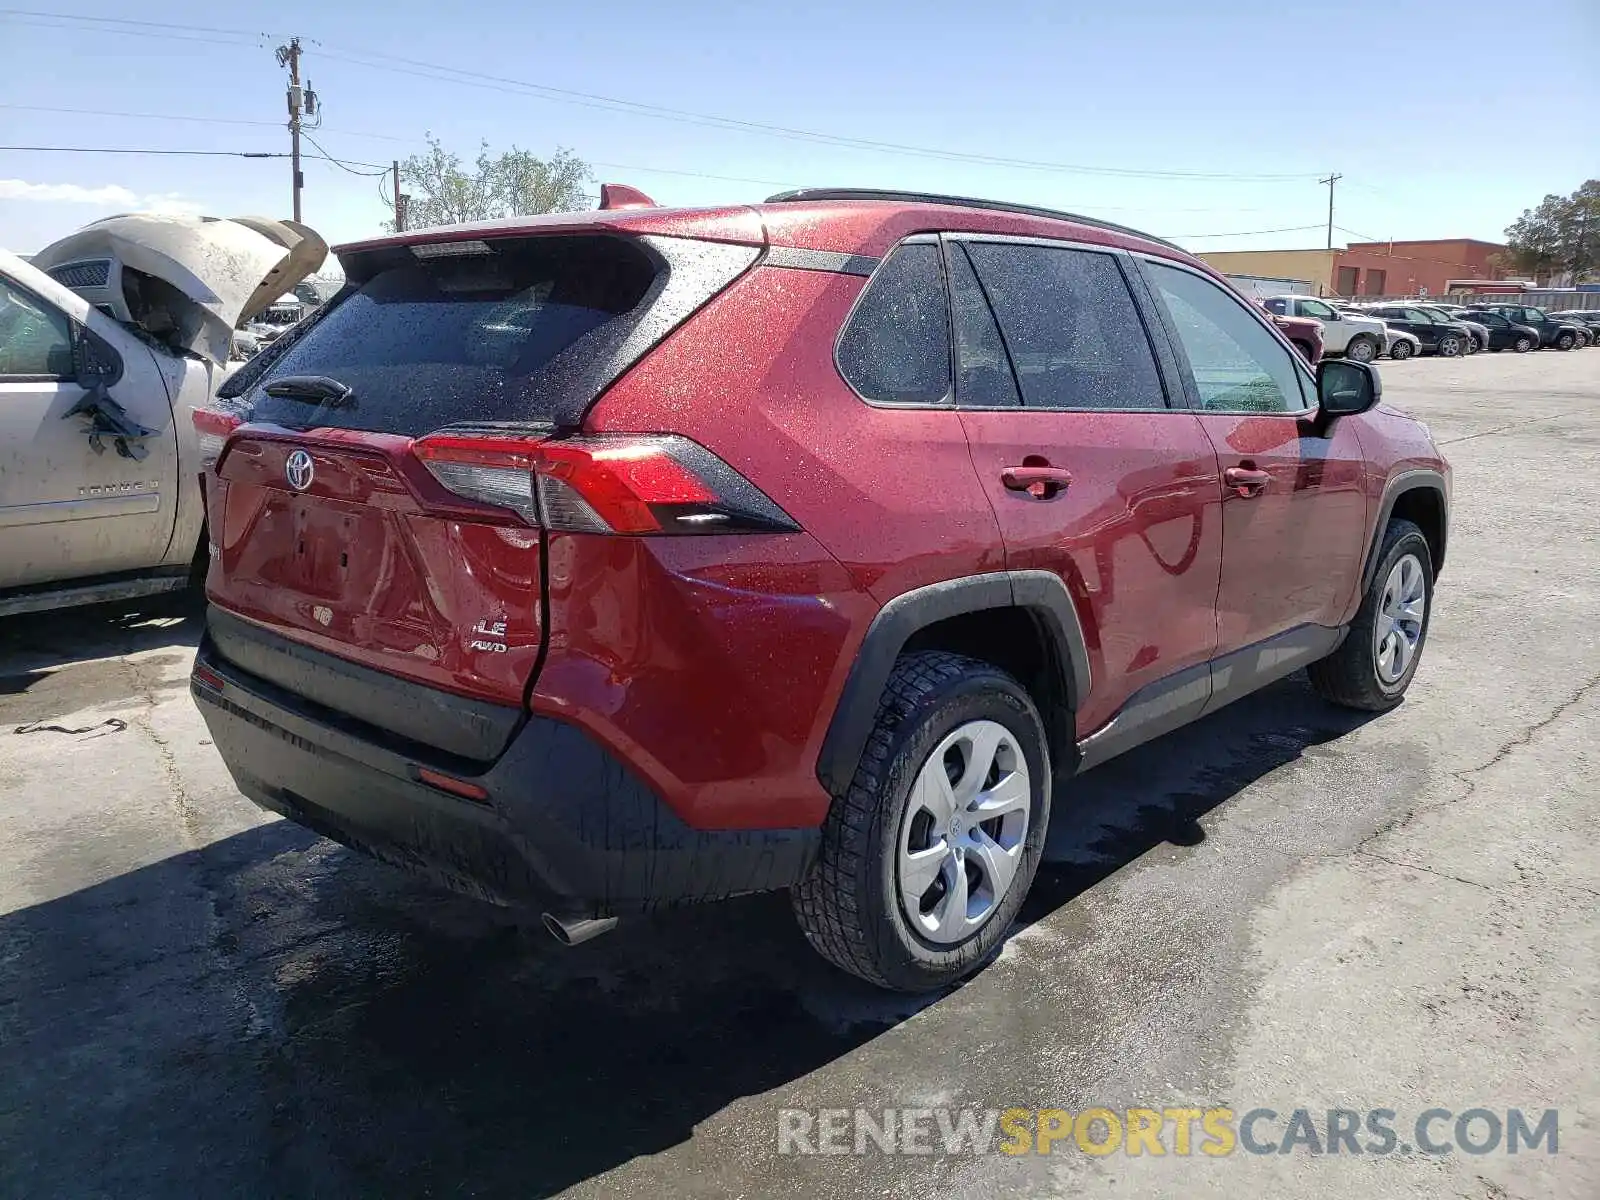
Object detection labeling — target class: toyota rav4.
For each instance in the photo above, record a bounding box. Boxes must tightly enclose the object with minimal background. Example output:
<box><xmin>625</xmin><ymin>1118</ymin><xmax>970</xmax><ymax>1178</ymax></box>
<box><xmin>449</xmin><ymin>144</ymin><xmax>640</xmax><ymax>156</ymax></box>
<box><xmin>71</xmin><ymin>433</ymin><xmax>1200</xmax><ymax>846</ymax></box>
<box><xmin>191</xmin><ymin>186</ymin><xmax>1450</xmax><ymax>992</ymax></box>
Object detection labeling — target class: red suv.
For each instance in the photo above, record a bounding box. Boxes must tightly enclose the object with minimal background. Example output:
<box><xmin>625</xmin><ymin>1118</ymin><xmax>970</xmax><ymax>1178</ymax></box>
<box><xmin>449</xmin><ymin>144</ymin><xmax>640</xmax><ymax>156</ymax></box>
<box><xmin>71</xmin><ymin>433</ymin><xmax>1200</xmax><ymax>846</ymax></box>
<box><xmin>192</xmin><ymin>188</ymin><xmax>1449</xmax><ymax>992</ymax></box>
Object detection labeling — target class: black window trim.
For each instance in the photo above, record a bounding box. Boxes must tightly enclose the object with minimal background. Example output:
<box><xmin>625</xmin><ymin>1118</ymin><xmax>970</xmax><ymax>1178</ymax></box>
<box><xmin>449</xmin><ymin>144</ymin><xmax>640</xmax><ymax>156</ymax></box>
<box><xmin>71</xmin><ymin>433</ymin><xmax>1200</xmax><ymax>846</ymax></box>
<box><xmin>1131</xmin><ymin>253</ymin><xmax>1317</xmax><ymax>417</ymax></box>
<box><xmin>831</xmin><ymin>233</ymin><xmax>955</xmax><ymax>410</ymax></box>
<box><xmin>0</xmin><ymin>275</ymin><xmax>77</xmax><ymax>384</ymax></box>
<box><xmin>941</xmin><ymin>232</ymin><xmax>1179</xmax><ymax>414</ymax></box>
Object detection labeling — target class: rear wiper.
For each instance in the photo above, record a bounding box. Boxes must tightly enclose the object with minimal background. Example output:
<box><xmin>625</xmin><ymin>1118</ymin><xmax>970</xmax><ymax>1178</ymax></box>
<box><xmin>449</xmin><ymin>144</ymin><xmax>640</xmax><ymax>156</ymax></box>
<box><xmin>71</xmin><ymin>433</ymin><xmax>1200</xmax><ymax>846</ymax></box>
<box><xmin>263</xmin><ymin>375</ymin><xmax>355</xmax><ymax>408</ymax></box>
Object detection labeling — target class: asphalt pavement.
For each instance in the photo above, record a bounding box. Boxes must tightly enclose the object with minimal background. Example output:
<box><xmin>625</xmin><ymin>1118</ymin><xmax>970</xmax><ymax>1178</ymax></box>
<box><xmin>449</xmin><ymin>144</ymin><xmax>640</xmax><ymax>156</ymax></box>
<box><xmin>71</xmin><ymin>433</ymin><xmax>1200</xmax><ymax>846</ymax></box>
<box><xmin>1</xmin><ymin>348</ymin><xmax>1596</xmax><ymax>1199</ymax></box>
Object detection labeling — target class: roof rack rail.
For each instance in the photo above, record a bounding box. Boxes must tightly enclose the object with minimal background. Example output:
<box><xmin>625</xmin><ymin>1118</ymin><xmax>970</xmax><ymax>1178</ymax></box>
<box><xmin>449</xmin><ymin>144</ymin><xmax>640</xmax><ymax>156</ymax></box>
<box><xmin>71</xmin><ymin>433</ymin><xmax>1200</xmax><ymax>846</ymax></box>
<box><xmin>763</xmin><ymin>188</ymin><xmax>1182</xmax><ymax>253</ymax></box>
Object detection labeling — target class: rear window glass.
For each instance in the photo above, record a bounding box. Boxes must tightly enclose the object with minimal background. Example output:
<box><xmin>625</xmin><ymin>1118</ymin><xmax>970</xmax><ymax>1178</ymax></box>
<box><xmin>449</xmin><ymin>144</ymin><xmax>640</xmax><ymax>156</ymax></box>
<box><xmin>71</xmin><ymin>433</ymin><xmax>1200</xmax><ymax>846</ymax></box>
<box><xmin>247</xmin><ymin>235</ymin><xmax>657</xmax><ymax>435</ymax></box>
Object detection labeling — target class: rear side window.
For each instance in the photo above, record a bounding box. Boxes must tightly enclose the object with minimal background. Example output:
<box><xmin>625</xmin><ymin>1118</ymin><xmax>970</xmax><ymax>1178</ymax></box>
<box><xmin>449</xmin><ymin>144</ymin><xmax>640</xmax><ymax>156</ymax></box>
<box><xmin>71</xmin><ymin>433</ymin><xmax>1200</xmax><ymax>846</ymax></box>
<box><xmin>247</xmin><ymin>235</ymin><xmax>658</xmax><ymax>435</ymax></box>
<box><xmin>964</xmin><ymin>242</ymin><xmax>1166</xmax><ymax>411</ymax></box>
<box><xmin>948</xmin><ymin>243</ymin><xmax>1019</xmax><ymax>408</ymax></box>
<box><xmin>836</xmin><ymin>242</ymin><xmax>951</xmax><ymax>405</ymax></box>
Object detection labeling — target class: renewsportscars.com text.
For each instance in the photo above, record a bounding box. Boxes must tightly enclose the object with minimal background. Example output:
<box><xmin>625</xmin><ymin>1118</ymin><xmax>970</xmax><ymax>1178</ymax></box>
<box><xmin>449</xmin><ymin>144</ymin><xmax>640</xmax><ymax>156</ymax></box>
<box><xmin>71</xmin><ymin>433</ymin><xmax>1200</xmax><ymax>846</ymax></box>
<box><xmin>777</xmin><ymin>1106</ymin><xmax>1559</xmax><ymax>1158</ymax></box>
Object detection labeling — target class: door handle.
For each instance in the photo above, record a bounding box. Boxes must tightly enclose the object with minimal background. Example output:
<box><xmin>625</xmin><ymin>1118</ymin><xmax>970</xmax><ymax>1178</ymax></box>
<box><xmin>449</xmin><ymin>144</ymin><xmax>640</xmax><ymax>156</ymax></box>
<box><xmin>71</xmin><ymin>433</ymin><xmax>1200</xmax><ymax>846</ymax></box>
<box><xmin>1001</xmin><ymin>465</ymin><xmax>1073</xmax><ymax>498</ymax></box>
<box><xmin>1223</xmin><ymin>466</ymin><xmax>1270</xmax><ymax>497</ymax></box>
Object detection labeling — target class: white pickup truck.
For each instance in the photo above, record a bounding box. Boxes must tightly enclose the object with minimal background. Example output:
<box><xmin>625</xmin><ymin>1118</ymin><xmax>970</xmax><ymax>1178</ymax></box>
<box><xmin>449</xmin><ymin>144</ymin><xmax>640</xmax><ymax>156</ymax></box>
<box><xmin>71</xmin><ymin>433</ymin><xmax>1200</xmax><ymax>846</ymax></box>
<box><xmin>0</xmin><ymin>215</ymin><xmax>325</xmax><ymax>616</ymax></box>
<box><xmin>1262</xmin><ymin>294</ymin><xmax>1388</xmax><ymax>363</ymax></box>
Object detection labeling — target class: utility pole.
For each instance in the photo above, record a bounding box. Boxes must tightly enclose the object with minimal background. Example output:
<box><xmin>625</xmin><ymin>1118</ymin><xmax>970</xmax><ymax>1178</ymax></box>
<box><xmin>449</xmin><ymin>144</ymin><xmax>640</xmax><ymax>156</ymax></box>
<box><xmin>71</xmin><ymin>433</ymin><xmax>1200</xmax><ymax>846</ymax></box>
<box><xmin>1320</xmin><ymin>172</ymin><xmax>1342</xmax><ymax>251</ymax></box>
<box><xmin>276</xmin><ymin>38</ymin><xmax>308</xmax><ymax>222</ymax></box>
<box><xmin>392</xmin><ymin>160</ymin><xmax>407</xmax><ymax>232</ymax></box>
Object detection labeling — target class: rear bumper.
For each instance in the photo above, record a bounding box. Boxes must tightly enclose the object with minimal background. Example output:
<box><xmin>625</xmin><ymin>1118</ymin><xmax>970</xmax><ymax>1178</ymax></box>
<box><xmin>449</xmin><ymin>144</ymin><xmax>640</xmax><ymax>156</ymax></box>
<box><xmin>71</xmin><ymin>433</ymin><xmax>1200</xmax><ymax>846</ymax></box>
<box><xmin>191</xmin><ymin>633</ymin><xmax>819</xmax><ymax>915</ymax></box>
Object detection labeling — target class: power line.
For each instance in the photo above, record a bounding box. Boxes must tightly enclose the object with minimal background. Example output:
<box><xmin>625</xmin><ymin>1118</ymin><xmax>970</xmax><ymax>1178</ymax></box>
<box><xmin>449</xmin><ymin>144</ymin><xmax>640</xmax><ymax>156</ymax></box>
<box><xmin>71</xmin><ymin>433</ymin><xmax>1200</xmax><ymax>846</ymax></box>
<box><xmin>301</xmin><ymin>132</ymin><xmax>389</xmax><ymax>176</ymax></box>
<box><xmin>4</xmin><ymin>8</ymin><xmax>1324</xmax><ymax>184</ymax></box>
<box><xmin>0</xmin><ymin>144</ymin><xmax>285</xmax><ymax>158</ymax></box>
<box><xmin>1164</xmin><ymin>224</ymin><xmax>1325</xmax><ymax>239</ymax></box>
<box><xmin>0</xmin><ymin>143</ymin><xmax>393</xmax><ymax>173</ymax></box>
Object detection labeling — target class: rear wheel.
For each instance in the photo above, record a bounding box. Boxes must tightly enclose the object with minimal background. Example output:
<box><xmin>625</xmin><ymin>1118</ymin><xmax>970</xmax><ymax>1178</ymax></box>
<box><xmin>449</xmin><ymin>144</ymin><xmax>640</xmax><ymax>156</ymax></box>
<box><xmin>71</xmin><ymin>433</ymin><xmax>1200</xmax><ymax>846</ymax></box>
<box><xmin>1436</xmin><ymin>334</ymin><xmax>1464</xmax><ymax>358</ymax></box>
<box><xmin>1345</xmin><ymin>335</ymin><xmax>1378</xmax><ymax>363</ymax></box>
<box><xmin>1389</xmin><ymin>339</ymin><xmax>1415</xmax><ymax>361</ymax></box>
<box><xmin>792</xmin><ymin>651</ymin><xmax>1050</xmax><ymax>992</ymax></box>
<box><xmin>1309</xmin><ymin>519</ymin><xmax>1433</xmax><ymax>711</ymax></box>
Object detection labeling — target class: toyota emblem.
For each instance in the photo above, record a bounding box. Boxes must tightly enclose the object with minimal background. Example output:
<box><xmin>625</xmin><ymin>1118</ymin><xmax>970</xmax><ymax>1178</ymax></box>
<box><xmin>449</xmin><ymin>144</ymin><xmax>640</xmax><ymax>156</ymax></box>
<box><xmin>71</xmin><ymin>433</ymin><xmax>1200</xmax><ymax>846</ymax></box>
<box><xmin>285</xmin><ymin>449</ymin><xmax>314</xmax><ymax>491</ymax></box>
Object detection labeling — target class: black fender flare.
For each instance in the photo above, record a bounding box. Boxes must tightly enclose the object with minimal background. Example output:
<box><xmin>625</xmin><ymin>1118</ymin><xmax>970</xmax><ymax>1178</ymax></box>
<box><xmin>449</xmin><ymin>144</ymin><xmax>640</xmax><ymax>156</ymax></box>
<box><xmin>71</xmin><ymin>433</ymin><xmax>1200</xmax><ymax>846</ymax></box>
<box><xmin>814</xmin><ymin>571</ymin><xmax>1092</xmax><ymax>797</ymax></box>
<box><xmin>1361</xmin><ymin>469</ymin><xmax>1449</xmax><ymax>592</ymax></box>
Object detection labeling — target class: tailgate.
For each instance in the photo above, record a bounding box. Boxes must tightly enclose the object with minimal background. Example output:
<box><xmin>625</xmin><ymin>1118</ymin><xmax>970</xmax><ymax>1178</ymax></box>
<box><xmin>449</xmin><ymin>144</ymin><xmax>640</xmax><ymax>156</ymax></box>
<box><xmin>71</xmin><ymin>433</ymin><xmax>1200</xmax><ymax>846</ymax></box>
<box><xmin>207</xmin><ymin>428</ymin><xmax>545</xmax><ymax>750</ymax></box>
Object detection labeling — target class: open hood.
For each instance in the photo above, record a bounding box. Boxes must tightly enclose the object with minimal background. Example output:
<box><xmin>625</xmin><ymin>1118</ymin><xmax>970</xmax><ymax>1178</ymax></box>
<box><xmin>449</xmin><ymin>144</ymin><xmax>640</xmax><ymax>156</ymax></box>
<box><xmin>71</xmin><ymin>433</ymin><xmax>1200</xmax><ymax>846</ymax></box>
<box><xmin>29</xmin><ymin>214</ymin><xmax>326</xmax><ymax>365</ymax></box>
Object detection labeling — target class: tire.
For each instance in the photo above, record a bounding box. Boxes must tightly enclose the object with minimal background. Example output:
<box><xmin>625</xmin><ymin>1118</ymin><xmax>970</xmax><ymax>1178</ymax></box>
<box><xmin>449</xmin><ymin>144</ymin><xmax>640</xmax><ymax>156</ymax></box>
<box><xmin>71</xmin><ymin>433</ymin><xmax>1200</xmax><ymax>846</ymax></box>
<box><xmin>1389</xmin><ymin>339</ymin><xmax>1415</xmax><ymax>361</ymax></box>
<box><xmin>1464</xmin><ymin>333</ymin><xmax>1480</xmax><ymax>354</ymax></box>
<box><xmin>1308</xmin><ymin>519</ymin><xmax>1434</xmax><ymax>712</ymax></box>
<box><xmin>792</xmin><ymin>651</ymin><xmax>1051</xmax><ymax>992</ymax></box>
<box><xmin>1555</xmin><ymin>332</ymin><xmax>1575</xmax><ymax>351</ymax></box>
<box><xmin>1345</xmin><ymin>335</ymin><xmax>1378</xmax><ymax>363</ymax></box>
<box><xmin>1514</xmin><ymin>335</ymin><xmax>1535</xmax><ymax>353</ymax></box>
<box><xmin>1436</xmin><ymin>334</ymin><xmax>1464</xmax><ymax>358</ymax></box>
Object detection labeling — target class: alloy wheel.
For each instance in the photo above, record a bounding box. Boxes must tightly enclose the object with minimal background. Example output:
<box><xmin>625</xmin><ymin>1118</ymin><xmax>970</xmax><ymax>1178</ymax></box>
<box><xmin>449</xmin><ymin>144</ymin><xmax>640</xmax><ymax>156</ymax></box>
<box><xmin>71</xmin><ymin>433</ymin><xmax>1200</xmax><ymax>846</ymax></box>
<box><xmin>898</xmin><ymin>719</ymin><xmax>1030</xmax><ymax>944</ymax></box>
<box><xmin>1438</xmin><ymin>336</ymin><xmax>1462</xmax><ymax>358</ymax></box>
<box><xmin>1347</xmin><ymin>338</ymin><xmax>1376</xmax><ymax>363</ymax></box>
<box><xmin>1374</xmin><ymin>554</ymin><xmax>1427</xmax><ymax>685</ymax></box>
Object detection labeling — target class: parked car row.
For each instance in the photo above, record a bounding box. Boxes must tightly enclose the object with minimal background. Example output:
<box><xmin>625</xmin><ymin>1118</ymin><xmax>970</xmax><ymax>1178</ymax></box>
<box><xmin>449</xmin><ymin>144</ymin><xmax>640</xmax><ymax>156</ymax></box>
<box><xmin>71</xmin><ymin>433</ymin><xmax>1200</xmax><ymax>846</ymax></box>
<box><xmin>1261</xmin><ymin>293</ymin><xmax>1596</xmax><ymax>362</ymax></box>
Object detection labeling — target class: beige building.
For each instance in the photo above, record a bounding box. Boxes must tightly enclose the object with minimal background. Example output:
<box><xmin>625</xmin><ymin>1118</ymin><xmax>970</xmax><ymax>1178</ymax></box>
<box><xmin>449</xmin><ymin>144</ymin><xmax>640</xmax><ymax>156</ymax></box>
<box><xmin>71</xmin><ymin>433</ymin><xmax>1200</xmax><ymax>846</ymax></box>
<box><xmin>1197</xmin><ymin>248</ymin><xmax>1339</xmax><ymax>294</ymax></box>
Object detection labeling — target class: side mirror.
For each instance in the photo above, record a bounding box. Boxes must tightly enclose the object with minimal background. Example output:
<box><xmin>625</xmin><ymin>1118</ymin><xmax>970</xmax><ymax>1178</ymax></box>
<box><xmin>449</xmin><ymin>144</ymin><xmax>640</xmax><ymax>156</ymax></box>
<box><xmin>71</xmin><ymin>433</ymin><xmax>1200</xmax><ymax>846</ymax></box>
<box><xmin>1313</xmin><ymin>359</ymin><xmax>1381</xmax><ymax>431</ymax></box>
<box><xmin>71</xmin><ymin>324</ymin><xmax>124</xmax><ymax>387</ymax></box>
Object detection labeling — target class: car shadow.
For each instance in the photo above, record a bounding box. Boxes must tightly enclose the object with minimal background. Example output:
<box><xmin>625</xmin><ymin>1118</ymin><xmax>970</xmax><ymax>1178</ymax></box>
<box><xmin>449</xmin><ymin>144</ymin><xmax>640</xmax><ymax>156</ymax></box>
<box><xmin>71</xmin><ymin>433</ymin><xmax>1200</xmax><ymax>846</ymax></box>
<box><xmin>0</xmin><ymin>673</ymin><xmax>1375</xmax><ymax>1198</ymax></box>
<box><xmin>0</xmin><ymin>590</ymin><xmax>204</xmax><ymax>722</ymax></box>
<box><xmin>1024</xmin><ymin>671</ymin><xmax>1378</xmax><ymax>917</ymax></box>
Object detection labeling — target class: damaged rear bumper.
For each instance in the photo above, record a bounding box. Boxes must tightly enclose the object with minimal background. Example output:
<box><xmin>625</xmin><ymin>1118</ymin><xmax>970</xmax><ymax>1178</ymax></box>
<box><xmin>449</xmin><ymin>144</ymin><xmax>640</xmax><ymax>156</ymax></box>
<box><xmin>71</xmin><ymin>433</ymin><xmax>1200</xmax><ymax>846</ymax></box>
<box><xmin>191</xmin><ymin>629</ymin><xmax>818</xmax><ymax>916</ymax></box>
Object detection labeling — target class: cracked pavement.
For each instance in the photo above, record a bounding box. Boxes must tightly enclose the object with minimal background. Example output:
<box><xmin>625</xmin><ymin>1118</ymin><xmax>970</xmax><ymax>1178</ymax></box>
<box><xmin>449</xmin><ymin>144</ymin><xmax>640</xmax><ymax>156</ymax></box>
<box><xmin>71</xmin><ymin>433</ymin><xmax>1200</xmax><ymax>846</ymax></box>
<box><xmin>1</xmin><ymin>350</ymin><xmax>1596</xmax><ymax>1199</ymax></box>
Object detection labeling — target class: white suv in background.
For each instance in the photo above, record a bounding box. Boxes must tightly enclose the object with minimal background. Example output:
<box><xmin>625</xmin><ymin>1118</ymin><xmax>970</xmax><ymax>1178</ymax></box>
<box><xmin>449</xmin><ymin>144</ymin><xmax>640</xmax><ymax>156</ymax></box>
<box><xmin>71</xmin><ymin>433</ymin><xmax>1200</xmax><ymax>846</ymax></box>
<box><xmin>1263</xmin><ymin>295</ymin><xmax>1388</xmax><ymax>363</ymax></box>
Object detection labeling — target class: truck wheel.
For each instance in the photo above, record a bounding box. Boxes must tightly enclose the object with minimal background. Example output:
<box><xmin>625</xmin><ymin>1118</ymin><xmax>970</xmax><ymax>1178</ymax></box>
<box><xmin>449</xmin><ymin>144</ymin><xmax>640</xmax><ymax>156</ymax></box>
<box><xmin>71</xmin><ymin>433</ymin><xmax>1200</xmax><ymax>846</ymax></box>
<box><xmin>1555</xmin><ymin>332</ymin><xmax>1576</xmax><ymax>351</ymax></box>
<box><xmin>792</xmin><ymin>651</ymin><xmax>1050</xmax><ymax>992</ymax></box>
<box><xmin>1308</xmin><ymin>519</ymin><xmax>1433</xmax><ymax>712</ymax></box>
<box><xmin>1345</xmin><ymin>336</ymin><xmax>1378</xmax><ymax>363</ymax></box>
<box><xmin>1389</xmin><ymin>339</ymin><xmax>1415</xmax><ymax>361</ymax></box>
<box><xmin>1514</xmin><ymin>334</ymin><xmax>1535</xmax><ymax>353</ymax></box>
<box><xmin>1436</xmin><ymin>334</ymin><xmax>1464</xmax><ymax>358</ymax></box>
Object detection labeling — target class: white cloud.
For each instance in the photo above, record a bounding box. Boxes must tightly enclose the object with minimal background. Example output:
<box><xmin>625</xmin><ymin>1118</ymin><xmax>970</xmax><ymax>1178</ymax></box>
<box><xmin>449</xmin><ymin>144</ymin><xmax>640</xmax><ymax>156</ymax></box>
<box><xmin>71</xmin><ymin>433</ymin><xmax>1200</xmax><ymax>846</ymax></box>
<box><xmin>0</xmin><ymin>178</ymin><xmax>205</xmax><ymax>216</ymax></box>
<box><xmin>0</xmin><ymin>179</ymin><xmax>140</xmax><ymax>206</ymax></box>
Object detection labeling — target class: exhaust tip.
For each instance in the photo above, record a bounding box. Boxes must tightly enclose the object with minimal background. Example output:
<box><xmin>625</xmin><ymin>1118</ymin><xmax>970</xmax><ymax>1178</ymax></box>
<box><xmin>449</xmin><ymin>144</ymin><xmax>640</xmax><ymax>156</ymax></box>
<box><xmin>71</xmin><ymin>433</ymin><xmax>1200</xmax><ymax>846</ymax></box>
<box><xmin>541</xmin><ymin>913</ymin><xmax>618</xmax><ymax>947</ymax></box>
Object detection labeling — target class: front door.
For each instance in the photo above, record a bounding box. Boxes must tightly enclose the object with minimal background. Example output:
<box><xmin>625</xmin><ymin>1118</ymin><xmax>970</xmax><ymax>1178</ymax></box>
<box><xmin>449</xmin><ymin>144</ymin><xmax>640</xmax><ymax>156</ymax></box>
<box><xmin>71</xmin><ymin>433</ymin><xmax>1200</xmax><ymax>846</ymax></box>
<box><xmin>1137</xmin><ymin>260</ymin><xmax>1369</xmax><ymax>656</ymax></box>
<box><xmin>0</xmin><ymin>276</ymin><xmax>178</xmax><ymax>589</ymax></box>
<box><xmin>948</xmin><ymin>237</ymin><xmax>1223</xmax><ymax>738</ymax></box>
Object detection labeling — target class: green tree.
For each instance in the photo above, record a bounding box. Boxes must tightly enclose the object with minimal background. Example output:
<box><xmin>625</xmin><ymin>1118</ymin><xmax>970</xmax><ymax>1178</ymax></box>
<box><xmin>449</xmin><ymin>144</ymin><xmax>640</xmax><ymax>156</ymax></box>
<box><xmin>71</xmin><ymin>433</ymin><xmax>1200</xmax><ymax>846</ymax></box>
<box><xmin>385</xmin><ymin>134</ymin><xmax>592</xmax><ymax>230</ymax></box>
<box><xmin>1503</xmin><ymin>180</ymin><xmax>1600</xmax><ymax>282</ymax></box>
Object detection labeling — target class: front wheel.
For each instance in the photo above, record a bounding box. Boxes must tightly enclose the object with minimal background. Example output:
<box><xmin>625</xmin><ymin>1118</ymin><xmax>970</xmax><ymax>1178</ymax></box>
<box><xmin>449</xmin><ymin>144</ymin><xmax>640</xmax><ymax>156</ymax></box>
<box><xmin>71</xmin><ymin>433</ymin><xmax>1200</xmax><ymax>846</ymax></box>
<box><xmin>1436</xmin><ymin>334</ymin><xmax>1464</xmax><ymax>358</ymax></box>
<box><xmin>792</xmin><ymin>651</ymin><xmax>1051</xmax><ymax>992</ymax></box>
<box><xmin>1514</xmin><ymin>334</ymin><xmax>1535</xmax><ymax>353</ymax></box>
<box><xmin>1308</xmin><ymin>519</ymin><xmax>1433</xmax><ymax>711</ymax></box>
<box><xmin>1389</xmin><ymin>339</ymin><xmax>1415</xmax><ymax>361</ymax></box>
<box><xmin>1345</xmin><ymin>336</ymin><xmax>1378</xmax><ymax>363</ymax></box>
<box><xmin>1555</xmin><ymin>332</ymin><xmax>1576</xmax><ymax>351</ymax></box>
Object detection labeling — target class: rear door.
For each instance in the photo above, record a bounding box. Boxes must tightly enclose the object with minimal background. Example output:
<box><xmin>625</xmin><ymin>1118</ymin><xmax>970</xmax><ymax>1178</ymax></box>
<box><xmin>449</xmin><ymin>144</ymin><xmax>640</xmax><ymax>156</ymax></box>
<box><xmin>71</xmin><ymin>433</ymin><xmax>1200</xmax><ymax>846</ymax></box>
<box><xmin>206</xmin><ymin>231</ymin><xmax>754</xmax><ymax>720</ymax></box>
<box><xmin>1138</xmin><ymin>259</ymin><xmax>1368</xmax><ymax>654</ymax></box>
<box><xmin>951</xmin><ymin>236</ymin><xmax>1223</xmax><ymax>738</ymax></box>
<box><xmin>0</xmin><ymin>272</ymin><xmax>177</xmax><ymax>589</ymax></box>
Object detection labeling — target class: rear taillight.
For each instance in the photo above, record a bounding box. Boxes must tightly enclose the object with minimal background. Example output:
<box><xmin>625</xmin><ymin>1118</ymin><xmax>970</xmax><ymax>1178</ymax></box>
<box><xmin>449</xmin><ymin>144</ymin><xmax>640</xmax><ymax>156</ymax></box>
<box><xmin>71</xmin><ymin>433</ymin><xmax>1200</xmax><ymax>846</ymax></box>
<box><xmin>192</xmin><ymin>407</ymin><xmax>242</xmax><ymax>469</ymax></box>
<box><xmin>412</xmin><ymin>432</ymin><xmax>797</xmax><ymax>535</ymax></box>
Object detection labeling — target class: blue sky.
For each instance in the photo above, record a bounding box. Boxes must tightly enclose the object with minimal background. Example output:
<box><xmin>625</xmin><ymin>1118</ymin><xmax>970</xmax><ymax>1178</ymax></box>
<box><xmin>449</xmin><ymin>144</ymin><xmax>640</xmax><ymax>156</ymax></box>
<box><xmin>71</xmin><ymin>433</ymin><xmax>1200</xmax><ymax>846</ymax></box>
<box><xmin>2</xmin><ymin>1</ymin><xmax>1596</xmax><ymax>256</ymax></box>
